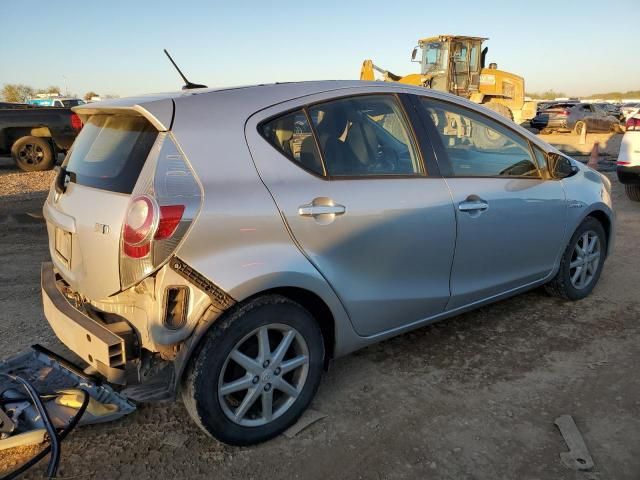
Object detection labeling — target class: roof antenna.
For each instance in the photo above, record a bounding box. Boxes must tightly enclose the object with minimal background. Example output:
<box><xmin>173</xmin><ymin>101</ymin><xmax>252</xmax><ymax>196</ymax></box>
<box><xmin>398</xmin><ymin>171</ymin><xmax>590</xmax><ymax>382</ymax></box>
<box><xmin>163</xmin><ymin>49</ymin><xmax>208</xmax><ymax>90</ymax></box>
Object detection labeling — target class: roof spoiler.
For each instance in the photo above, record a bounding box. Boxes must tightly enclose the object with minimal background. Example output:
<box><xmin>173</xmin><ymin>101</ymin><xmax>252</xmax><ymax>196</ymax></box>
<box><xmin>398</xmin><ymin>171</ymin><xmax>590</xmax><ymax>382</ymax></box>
<box><xmin>72</xmin><ymin>97</ymin><xmax>175</xmax><ymax>131</ymax></box>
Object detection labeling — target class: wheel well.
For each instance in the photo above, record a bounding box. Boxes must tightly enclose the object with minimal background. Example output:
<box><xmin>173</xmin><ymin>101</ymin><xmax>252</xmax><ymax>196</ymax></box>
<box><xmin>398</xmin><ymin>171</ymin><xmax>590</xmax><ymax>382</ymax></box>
<box><xmin>3</xmin><ymin>127</ymin><xmax>52</xmax><ymax>150</ymax></box>
<box><xmin>263</xmin><ymin>287</ymin><xmax>335</xmax><ymax>365</ymax></box>
<box><xmin>587</xmin><ymin>210</ymin><xmax>611</xmax><ymax>254</ymax></box>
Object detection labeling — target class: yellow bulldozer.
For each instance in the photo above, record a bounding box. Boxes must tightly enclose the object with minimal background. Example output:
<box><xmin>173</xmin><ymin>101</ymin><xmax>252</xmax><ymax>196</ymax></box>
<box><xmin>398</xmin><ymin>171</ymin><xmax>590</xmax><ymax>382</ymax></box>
<box><xmin>361</xmin><ymin>35</ymin><xmax>536</xmax><ymax>125</ymax></box>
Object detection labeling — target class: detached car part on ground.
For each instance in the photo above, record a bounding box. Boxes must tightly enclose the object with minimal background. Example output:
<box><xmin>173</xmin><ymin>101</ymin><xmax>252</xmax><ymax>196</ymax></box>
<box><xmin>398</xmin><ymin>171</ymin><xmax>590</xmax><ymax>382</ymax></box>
<box><xmin>531</xmin><ymin>102</ymin><xmax>623</xmax><ymax>134</ymax></box>
<box><xmin>41</xmin><ymin>81</ymin><xmax>614</xmax><ymax>446</ymax></box>
<box><xmin>617</xmin><ymin>114</ymin><xmax>640</xmax><ymax>201</ymax></box>
<box><xmin>0</xmin><ymin>346</ymin><xmax>135</xmax><ymax>479</ymax></box>
<box><xmin>0</xmin><ymin>106</ymin><xmax>83</xmax><ymax>172</ymax></box>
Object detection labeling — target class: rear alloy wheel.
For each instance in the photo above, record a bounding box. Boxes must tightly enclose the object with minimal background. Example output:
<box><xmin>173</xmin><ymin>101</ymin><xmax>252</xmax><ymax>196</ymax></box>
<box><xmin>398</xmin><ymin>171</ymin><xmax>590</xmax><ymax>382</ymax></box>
<box><xmin>182</xmin><ymin>295</ymin><xmax>324</xmax><ymax>445</ymax></box>
<box><xmin>625</xmin><ymin>184</ymin><xmax>640</xmax><ymax>202</ymax></box>
<box><xmin>545</xmin><ymin>217</ymin><xmax>606</xmax><ymax>300</ymax></box>
<box><xmin>11</xmin><ymin>136</ymin><xmax>55</xmax><ymax>172</ymax></box>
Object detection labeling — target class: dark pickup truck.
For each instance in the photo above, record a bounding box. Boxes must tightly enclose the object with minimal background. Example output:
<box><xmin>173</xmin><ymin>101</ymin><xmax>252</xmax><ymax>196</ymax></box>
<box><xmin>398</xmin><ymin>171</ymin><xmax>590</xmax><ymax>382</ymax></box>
<box><xmin>0</xmin><ymin>106</ymin><xmax>82</xmax><ymax>172</ymax></box>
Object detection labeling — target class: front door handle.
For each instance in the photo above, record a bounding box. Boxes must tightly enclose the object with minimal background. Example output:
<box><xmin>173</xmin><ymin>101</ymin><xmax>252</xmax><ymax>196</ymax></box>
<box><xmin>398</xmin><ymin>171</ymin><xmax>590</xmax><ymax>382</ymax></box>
<box><xmin>298</xmin><ymin>204</ymin><xmax>346</xmax><ymax>216</ymax></box>
<box><xmin>458</xmin><ymin>199</ymin><xmax>489</xmax><ymax>212</ymax></box>
<box><xmin>298</xmin><ymin>197</ymin><xmax>346</xmax><ymax>225</ymax></box>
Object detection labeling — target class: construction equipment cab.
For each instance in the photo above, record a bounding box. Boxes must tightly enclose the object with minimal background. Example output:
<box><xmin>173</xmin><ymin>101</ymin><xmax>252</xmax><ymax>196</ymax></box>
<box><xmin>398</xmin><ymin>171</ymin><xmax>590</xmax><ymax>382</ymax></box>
<box><xmin>361</xmin><ymin>35</ymin><xmax>536</xmax><ymax>125</ymax></box>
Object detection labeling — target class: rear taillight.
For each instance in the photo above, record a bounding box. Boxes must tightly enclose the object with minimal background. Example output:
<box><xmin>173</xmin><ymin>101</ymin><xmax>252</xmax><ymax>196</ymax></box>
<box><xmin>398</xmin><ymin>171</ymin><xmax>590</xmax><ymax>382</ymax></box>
<box><xmin>119</xmin><ymin>132</ymin><xmax>202</xmax><ymax>289</ymax></box>
<box><xmin>122</xmin><ymin>195</ymin><xmax>186</xmax><ymax>259</ymax></box>
<box><xmin>70</xmin><ymin>113</ymin><xmax>83</xmax><ymax>131</ymax></box>
<box><xmin>626</xmin><ymin>117</ymin><xmax>640</xmax><ymax>131</ymax></box>
<box><xmin>123</xmin><ymin>195</ymin><xmax>157</xmax><ymax>258</ymax></box>
<box><xmin>156</xmin><ymin>205</ymin><xmax>186</xmax><ymax>240</ymax></box>
<box><xmin>558</xmin><ymin>110</ymin><xmax>569</xmax><ymax>116</ymax></box>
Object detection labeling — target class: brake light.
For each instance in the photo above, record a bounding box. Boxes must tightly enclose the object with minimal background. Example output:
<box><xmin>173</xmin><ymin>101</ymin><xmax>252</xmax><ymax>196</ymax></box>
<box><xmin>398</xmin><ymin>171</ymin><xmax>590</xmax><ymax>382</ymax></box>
<box><xmin>156</xmin><ymin>205</ymin><xmax>185</xmax><ymax>240</ymax></box>
<box><xmin>123</xmin><ymin>195</ymin><xmax>157</xmax><ymax>259</ymax></box>
<box><xmin>626</xmin><ymin>117</ymin><xmax>640</xmax><ymax>131</ymax></box>
<box><xmin>122</xmin><ymin>195</ymin><xmax>186</xmax><ymax>259</ymax></box>
<box><xmin>70</xmin><ymin>113</ymin><xmax>83</xmax><ymax>131</ymax></box>
<box><xmin>119</xmin><ymin>133</ymin><xmax>202</xmax><ymax>289</ymax></box>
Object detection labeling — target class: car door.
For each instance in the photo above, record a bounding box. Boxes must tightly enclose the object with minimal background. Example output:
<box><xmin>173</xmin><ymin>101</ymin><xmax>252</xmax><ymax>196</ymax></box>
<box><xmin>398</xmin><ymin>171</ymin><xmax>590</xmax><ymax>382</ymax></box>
<box><xmin>415</xmin><ymin>96</ymin><xmax>567</xmax><ymax>310</ymax></box>
<box><xmin>246</xmin><ymin>92</ymin><xmax>456</xmax><ymax>336</ymax></box>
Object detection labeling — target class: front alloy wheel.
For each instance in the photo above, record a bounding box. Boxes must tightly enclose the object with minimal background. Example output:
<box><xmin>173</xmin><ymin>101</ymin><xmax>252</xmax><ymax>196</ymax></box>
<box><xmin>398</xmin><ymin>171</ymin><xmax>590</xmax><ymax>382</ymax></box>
<box><xmin>568</xmin><ymin>231</ymin><xmax>601</xmax><ymax>290</ymax></box>
<box><xmin>545</xmin><ymin>217</ymin><xmax>606</xmax><ymax>300</ymax></box>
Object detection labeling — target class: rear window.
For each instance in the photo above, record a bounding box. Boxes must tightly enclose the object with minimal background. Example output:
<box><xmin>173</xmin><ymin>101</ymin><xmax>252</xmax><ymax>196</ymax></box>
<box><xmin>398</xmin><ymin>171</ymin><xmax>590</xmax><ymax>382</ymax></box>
<box><xmin>65</xmin><ymin>114</ymin><xmax>158</xmax><ymax>194</ymax></box>
<box><xmin>545</xmin><ymin>103</ymin><xmax>576</xmax><ymax>111</ymax></box>
<box><xmin>61</xmin><ymin>99</ymin><xmax>85</xmax><ymax>107</ymax></box>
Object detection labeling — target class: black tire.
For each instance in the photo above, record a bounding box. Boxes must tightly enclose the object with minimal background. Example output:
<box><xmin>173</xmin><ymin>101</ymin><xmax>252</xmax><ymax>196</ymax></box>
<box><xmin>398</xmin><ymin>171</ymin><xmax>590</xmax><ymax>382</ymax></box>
<box><xmin>483</xmin><ymin>101</ymin><xmax>514</xmax><ymax>121</ymax></box>
<box><xmin>471</xmin><ymin>102</ymin><xmax>513</xmax><ymax>149</ymax></box>
<box><xmin>545</xmin><ymin>217</ymin><xmax>606</xmax><ymax>301</ymax></box>
<box><xmin>625</xmin><ymin>184</ymin><xmax>640</xmax><ymax>202</ymax></box>
<box><xmin>181</xmin><ymin>295</ymin><xmax>324</xmax><ymax>446</ymax></box>
<box><xmin>11</xmin><ymin>136</ymin><xmax>55</xmax><ymax>172</ymax></box>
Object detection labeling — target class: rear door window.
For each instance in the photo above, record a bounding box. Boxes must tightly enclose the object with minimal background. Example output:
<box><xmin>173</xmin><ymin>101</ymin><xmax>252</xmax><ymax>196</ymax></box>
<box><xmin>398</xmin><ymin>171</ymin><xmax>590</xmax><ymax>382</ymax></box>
<box><xmin>308</xmin><ymin>95</ymin><xmax>422</xmax><ymax>176</ymax></box>
<box><xmin>64</xmin><ymin>114</ymin><xmax>158</xmax><ymax>194</ymax></box>
<box><xmin>259</xmin><ymin>109</ymin><xmax>324</xmax><ymax>175</ymax></box>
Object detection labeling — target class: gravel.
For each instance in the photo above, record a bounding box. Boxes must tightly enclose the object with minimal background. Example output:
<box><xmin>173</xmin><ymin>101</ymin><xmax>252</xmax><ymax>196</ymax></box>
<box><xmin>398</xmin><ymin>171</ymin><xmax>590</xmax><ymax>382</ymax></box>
<box><xmin>0</xmin><ymin>156</ymin><xmax>56</xmax><ymax>202</ymax></box>
<box><xmin>0</xmin><ymin>169</ymin><xmax>55</xmax><ymax>196</ymax></box>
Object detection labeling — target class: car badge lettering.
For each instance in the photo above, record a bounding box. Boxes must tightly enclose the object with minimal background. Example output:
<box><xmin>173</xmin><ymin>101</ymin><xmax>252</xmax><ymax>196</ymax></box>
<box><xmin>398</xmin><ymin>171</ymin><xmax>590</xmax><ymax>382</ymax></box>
<box><xmin>94</xmin><ymin>223</ymin><xmax>110</xmax><ymax>235</ymax></box>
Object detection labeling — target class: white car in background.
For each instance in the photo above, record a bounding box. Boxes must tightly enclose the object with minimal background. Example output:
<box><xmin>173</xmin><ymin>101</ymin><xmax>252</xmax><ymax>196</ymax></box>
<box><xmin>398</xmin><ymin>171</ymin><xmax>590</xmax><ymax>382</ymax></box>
<box><xmin>617</xmin><ymin>114</ymin><xmax>640</xmax><ymax>201</ymax></box>
<box><xmin>621</xmin><ymin>103</ymin><xmax>640</xmax><ymax>121</ymax></box>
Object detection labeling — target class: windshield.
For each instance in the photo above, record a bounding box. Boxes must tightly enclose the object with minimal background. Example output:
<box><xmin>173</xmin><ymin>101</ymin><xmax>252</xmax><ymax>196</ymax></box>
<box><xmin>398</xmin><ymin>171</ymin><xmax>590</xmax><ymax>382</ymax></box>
<box><xmin>422</xmin><ymin>42</ymin><xmax>449</xmax><ymax>74</ymax></box>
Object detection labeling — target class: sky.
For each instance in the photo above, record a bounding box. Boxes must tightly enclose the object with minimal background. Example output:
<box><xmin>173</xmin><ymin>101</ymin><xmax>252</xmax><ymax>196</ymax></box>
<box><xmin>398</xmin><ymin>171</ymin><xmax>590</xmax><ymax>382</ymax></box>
<box><xmin>1</xmin><ymin>0</ymin><xmax>638</xmax><ymax>98</ymax></box>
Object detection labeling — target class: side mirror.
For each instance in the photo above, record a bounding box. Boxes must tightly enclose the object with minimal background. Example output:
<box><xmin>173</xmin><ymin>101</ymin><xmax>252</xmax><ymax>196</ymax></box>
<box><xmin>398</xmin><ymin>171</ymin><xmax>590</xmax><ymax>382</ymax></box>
<box><xmin>411</xmin><ymin>47</ymin><xmax>419</xmax><ymax>62</ymax></box>
<box><xmin>548</xmin><ymin>152</ymin><xmax>579</xmax><ymax>179</ymax></box>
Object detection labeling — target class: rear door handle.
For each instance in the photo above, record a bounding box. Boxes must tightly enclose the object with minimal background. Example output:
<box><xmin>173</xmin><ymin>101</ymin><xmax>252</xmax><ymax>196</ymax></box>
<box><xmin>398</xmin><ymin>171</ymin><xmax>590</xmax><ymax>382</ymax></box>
<box><xmin>298</xmin><ymin>204</ymin><xmax>346</xmax><ymax>216</ymax></box>
<box><xmin>458</xmin><ymin>200</ymin><xmax>489</xmax><ymax>212</ymax></box>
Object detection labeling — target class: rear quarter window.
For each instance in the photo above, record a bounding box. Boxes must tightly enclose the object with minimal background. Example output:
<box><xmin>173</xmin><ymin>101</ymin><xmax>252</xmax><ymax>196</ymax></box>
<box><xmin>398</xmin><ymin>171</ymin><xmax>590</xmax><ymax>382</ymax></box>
<box><xmin>65</xmin><ymin>114</ymin><xmax>158</xmax><ymax>194</ymax></box>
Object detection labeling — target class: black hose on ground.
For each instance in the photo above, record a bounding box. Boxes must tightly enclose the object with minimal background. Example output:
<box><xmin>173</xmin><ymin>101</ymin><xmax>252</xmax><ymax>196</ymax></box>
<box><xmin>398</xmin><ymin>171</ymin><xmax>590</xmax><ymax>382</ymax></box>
<box><xmin>0</xmin><ymin>375</ymin><xmax>90</xmax><ymax>480</ymax></box>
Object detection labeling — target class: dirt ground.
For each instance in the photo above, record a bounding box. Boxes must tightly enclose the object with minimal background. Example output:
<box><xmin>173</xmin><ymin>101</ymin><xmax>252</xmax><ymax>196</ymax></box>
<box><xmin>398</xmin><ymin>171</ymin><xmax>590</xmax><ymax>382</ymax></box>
<box><xmin>0</xmin><ymin>132</ymin><xmax>639</xmax><ymax>479</ymax></box>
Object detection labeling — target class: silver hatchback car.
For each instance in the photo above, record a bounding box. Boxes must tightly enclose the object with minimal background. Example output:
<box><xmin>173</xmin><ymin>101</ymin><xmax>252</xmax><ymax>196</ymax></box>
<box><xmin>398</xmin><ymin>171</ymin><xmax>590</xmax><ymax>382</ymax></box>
<box><xmin>42</xmin><ymin>81</ymin><xmax>614</xmax><ymax>445</ymax></box>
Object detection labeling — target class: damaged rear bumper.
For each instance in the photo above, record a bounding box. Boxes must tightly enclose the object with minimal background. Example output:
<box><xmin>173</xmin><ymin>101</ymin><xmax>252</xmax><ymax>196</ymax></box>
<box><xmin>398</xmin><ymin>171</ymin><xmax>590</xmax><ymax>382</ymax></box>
<box><xmin>41</xmin><ymin>262</ymin><xmax>136</xmax><ymax>385</ymax></box>
<box><xmin>41</xmin><ymin>259</ymin><xmax>231</xmax><ymax>398</ymax></box>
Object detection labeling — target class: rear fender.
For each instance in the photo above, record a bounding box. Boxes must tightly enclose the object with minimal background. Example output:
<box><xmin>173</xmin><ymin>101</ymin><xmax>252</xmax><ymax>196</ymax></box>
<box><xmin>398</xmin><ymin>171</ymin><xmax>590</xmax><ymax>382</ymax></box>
<box><xmin>171</xmin><ymin>248</ymin><xmax>354</xmax><ymax>388</ymax></box>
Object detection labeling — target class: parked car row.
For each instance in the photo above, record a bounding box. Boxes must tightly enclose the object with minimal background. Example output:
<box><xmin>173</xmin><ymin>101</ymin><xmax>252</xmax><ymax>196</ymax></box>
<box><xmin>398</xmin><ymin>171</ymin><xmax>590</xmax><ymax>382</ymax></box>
<box><xmin>27</xmin><ymin>97</ymin><xmax>86</xmax><ymax>107</ymax></box>
<box><xmin>531</xmin><ymin>101</ymin><xmax>624</xmax><ymax>134</ymax></box>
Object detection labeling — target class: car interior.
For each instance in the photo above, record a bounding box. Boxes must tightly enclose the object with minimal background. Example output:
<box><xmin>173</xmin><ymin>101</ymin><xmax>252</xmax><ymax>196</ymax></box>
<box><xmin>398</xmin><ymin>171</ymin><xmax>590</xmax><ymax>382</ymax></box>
<box><xmin>423</xmin><ymin>104</ymin><xmax>539</xmax><ymax>177</ymax></box>
<box><xmin>261</xmin><ymin>96</ymin><xmax>421</xmax><ymax>177</ymax></box>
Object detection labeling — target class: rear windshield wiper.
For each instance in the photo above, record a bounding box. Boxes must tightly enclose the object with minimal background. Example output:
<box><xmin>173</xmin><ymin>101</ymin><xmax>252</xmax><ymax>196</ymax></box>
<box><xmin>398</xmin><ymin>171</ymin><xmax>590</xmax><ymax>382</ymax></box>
<box><xmin>54</xmin><ymin>166</ymin><xmax>77</xmax><ymax>194</ymax></box>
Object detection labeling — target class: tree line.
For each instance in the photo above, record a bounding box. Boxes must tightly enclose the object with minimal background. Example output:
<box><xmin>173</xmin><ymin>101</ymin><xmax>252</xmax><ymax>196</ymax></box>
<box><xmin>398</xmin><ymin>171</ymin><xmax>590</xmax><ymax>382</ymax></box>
<box><xmin>527</xmin><ymin>89</ymin><xmax>640</xmax><ymax>100</ymax></box>
<box><xmin>1</xmin><ymin>84</ymin><xmax>115</xmax><ymax>103</ymax></box>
